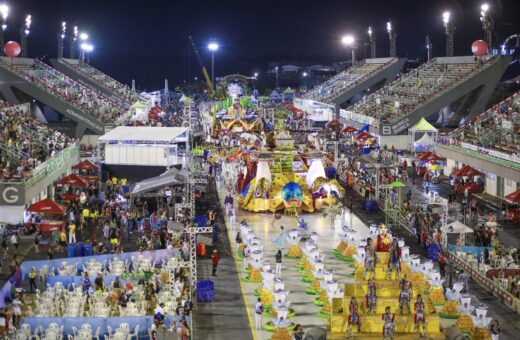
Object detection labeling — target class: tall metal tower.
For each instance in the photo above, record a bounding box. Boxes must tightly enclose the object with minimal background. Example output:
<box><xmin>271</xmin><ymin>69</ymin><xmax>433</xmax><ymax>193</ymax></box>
<box><xmin>0</xmin><ymin>5</ymin><xmax>9</xmax><ymax>57</ymax></box>
<box><xmin>368</xmin><ymin>26</ymin><xmax>376</xmax><ymax>58</ymax></box>
<box><xmin>69</xmin><ymin>25</ymin><xmax>78</xmax><ymax>59</ymax></box>
<box><xmin>426</xmin><ymin>35</ymin><xmax>433</xmax><ymax>61</ymax></box>
<box><xmin>480</xmin><ymin>4</ymin><xmax>493</xmax><ymax>48</ymax></box>
<box><xmin>20</xmin><ymin>14</ymin><xmax>31</xmax><ymax>57</ymax></box>
<box><xmin>58</xmin><ymin>22</ymin><xmax>66</xmax><ymax>58</ymax></box>
<box><xmin>163</xmin><ymin>79</ymin><xmax>170</xmax><ymax>108</ymax></box>
<box><xmin>387</xmin><ymin>21</ymin><xmax>396</xmax><ymax>57</ymax></box>
<box><xmin>443</xmin><ymin>11</ymin><xmax>455</xmax><ymax>57</ymax></box>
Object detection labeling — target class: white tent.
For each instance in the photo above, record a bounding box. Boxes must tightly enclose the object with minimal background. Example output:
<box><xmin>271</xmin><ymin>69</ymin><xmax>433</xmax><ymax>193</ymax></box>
<box><xmin>443</xmin><ymin>221</ymin><xmax>473</xmax><ymax>234</ymax></box>
<box><xmin>414</xmin><ymin>133</ymin><xmax>435</xmax><ymax>146</ymax></box>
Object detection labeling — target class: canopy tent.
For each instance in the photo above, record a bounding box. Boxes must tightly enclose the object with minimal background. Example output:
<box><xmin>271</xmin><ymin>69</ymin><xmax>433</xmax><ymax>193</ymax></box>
<box><xmin>443</xmin><ymin>220</ymin><xmax>473</xmax><ymax>234</ymax></box>
<box><xmin>408</xmin><ymin>118</ymin><xmax>438</xmax><ymax>153</ymax></box>
<box><xmin>325</xmin><ymin>120</ymin><xmax>342</xmax><ymax>129</ymax></box>
<box><xmin>389</xmin><ymin>181</ymin><xmax>406</xmax><ymax>188</ymax></box>
<box><xmin>28</xmin><ymin>198</ymin><xmax>66</xmax><ymax>215</ymax></box>
<box><xmin>57</xmin><ymin>174</ymin><xmax>88</xmax><ymax>187</ymax></box>
<box><xmin>355</xmin><ymin>131</ymin><xmax>374</xmax><ymax>140</ymax></box>
<box><xmin>452</xmin><ymin>165</ymin><xmax>484</xmax><ymax>177</ymax></box>
<box><xmin>71</xmin><ymin>160</ymin><xmax>99</xmax><ymax>172</ymax></box>
<box><xmin>97</xmin><ymin>126</ymin><xmax>188</xmax><ymax>145</ymax></box>
<box><xmin>342</xmin><ymin>125</ymin><xmax>358</xmax><ymax>133</ymax></box>
<box><xmin>505</xmin><ymin>189</ymin><xmax>520</xmax><ymax>203</ymax></box>
<box><xmin>131</xmin><ymin>167</ymin><xmax>188</xmax><ymax>195</ymax></box>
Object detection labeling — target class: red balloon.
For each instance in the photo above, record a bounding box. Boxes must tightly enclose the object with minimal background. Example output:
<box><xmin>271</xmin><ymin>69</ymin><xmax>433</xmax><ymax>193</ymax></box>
<box><xmin>471</xmin><ymin>40</ymin><xmax>488</xmax><ymax>57</ymax></box>
<box><xmin>4</xmin><ymin>41</ymin><xmax>21</xmax><ymax>58</ymax></box>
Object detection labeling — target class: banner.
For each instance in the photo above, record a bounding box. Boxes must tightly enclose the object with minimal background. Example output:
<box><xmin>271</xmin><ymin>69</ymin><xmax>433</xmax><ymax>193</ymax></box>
<box><xmin>0</xmin><ymin>183</ymin><xmax>25</xmax><ymax>205</ymax></box>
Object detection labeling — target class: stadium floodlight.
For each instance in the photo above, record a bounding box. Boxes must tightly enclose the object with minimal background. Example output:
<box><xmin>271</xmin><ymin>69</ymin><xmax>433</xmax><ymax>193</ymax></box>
<box><xmin>442</xmin><ymin>11</ymin><xmax>450</xmax><ymax>24</ymax></box>
<box><xmin>24</xmin><ymin>14</ymin><xmax>31</xmax><ymax>35</ymax></box>
<box><xmin>481</xmin><ymin>3</ymin><xmax>489</xmax><ymax>13</ymax></box>
<box><xmin>386</xmin><ymin>21</ymin><xmax>392</xmax><ymax>33</ymax></box>
<box><xmin>254</xmin><ymin>72</ymin><xmax>258</xmax><ymax>78</ymax></box>
<box><xmin>73</xmin><ymin>26</ymin><xmax>78</xmax><ymax>41</ymax></box>
<box><xmin>368</xmin><ymin>26</ymin><xmax>373</xmax><ymax>37</ymax></box>
<box><xmin>341</xmin><ymin>35</ymin><xmax>354</xmax><ymax>46</ymax></box>
<box><xmin>81</xmin><ymin>43</ymin><xmax>93</xmax><ymax>52</ymax></box>
<box><xmin>61</xmin><ymin>22</ymin><xmax>66</xmax><ymax>39</ymax></box>
<box><xmin>0</xmin><ymin>4</ymin><xmax>8</xmax><ymax>31</ymax></box>
<box><xmin>302</xmin><ymin>72</ymin><xmax>308</xmax><ymax>77</ymax></box>
<box><xmin>208</xmin><ymin>42</ymin><xmax>219</xmax><ymax>52</ymax></box>
<box><xmin>80</xmin><ymin>32</ymin><xmax>88</xmax><ymax>41</ymax></box>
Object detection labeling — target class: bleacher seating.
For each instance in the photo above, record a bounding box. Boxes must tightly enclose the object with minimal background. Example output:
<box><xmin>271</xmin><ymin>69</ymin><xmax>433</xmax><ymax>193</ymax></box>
<box><xmin>0</xmin><ymin>103</ymin><xmax>75</xmax><ymax>181</ymax></box>
<box><xmin>448</xmin><ymin>92</ymin><xmax>520</xmax><ymax>156</ymax></box>
<box><xmin>0</xmin><ymin>59</ymin><xmax>127</xmax><ymax>124</ymax></box>
<box><xmin>348</xmin><ymin>57</ymin><xmax>497</xmax><ymax>124</ymax></box>
<box><xmin>58</xmin><ymin>58</ymin><xmax>146</xmax><ymax>104</ymax></box>
<box><xmin>305</xmin><ymin>59</ymin><xmax>396</xmax><ymax>103</ymax></box>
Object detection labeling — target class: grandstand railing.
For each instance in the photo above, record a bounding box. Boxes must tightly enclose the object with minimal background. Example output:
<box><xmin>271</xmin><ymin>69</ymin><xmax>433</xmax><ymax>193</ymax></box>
<box><xmin>58</xmin><ymin>58</ymin><xmax>147</xmax><ymax>104</ymax></box>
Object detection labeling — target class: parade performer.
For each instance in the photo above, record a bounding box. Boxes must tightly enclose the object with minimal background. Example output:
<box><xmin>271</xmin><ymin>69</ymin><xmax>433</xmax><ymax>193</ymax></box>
<box><xmin>399</xmin><ymin>274</ymin><xmax>412</xmax><ymax>315</ymax></box>
<box><xmin>297</xmin><ymin>218</ymin><xmax>307</xmax><ymax>230</ymax></box>
<box><xmin>363</xmin><ymin>238</ymin><xmax>377</xmax><ymax>280</ymax></box>
<box><xmin>347</xmin><ymin>297</ymin><xmax>361</xmax><ymax>338</ymax></box>
<box><xmin>414</xmin><ymin>294</ymin><xmax>426</xmax><ymax>337</ymax></box>
<box><xmin>376</xmin><ymin>225</ymin><xmax>392</xmax><ymax>252</ymax></box>
<box><xmin>387</xmin><ymin>239</ymin><xmax>401</xmax><ymax>280</ymax></box>
<box><xmin>366</xmin><ymin>278</ymin><xmax>377</xmax><ymax>314</ymax></box>
<box><xmin>382</xmin><ymin>306</ymin><xmax>395</xmax><ymax>340</ymax></box>
<box><xmin>273</xmin><ymin>225</ymin><xmax>287</xmax><ymax>250</ymax></box>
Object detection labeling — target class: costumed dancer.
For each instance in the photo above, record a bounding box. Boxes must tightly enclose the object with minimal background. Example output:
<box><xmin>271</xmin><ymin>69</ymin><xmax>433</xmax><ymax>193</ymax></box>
<box><xmin>387</xmin><ymin>239</ymin><xmax>401</xmax><ymax>280</ymax></box>
<box><xmin>272</xmin><ymin>211</ymin><xmax>282</xmax><ymax>227</ymax></box>
<box><xmin>376</xmin><ymin>225</ymin><xmax>392</xmax><ymax>252</ymax></box>
<box><xmin>366</xmin><ymin>278</ymin><xmax>377</xmax><ymax>314</ymax></box>
<box><xmin>347</xmin><ymin>297</ymin><xmax>361</xmax><ymax>338</ymax></box>
<box><xmin>399</xmin><ymin>274</ymin><xmax>412</xmax><ymax>315</ymax></box>
<box><xmin>413</xmin><ymin>294</ymin><xmax>426</xmax><ymax>337</ymax></box>
<box><xmin>363</xmin><ymin>238</ymin><xmax>377</xmax><ymax>280</ymax></box>
<box><xmin>273</xmin><ymin>226</ymin><xmax>287</xmax><ymax>251</ymax></box>
<box><xmin>382</xmin><ymin>306</ymin><xmax>395</xmax><ymax>340</ymax></box>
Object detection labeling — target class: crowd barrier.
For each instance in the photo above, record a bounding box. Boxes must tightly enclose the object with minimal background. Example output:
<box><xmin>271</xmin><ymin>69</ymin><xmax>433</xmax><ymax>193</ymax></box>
<box><xmin>20</xmin><ymin>248</ymin><xmax>181</xmax><ymax>279</ymax></box>
<box><xmin>447</xmin><ymin>244</ymin><xmax>493</xmax><ymax>259</ymax></box>
<box><xmin>20</xmin><ymin>315</ymin><xmax>190</xmax><ymax>336</ymax></box>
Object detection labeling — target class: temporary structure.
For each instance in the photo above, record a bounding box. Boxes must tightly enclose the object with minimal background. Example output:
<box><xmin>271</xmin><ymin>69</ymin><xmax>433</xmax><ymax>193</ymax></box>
<box><xmin>408</xmin><ymin>117</ymin><xmax>438</xmax><ymax>153</ymax></box>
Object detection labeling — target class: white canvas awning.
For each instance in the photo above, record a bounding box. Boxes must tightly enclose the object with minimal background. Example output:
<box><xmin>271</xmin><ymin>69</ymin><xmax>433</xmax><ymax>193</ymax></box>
<box><xmin>98</xmin><ymin>126</ymin><xmax>189</xmax><ymax>144</ymax></box>
<box><xmin>414</xmin><ymin>133</ymin><xmax>434</xmax><ymax>145</ymax></box>
<box><xmin>443</xmin><ymin>221</ymin><xmax>473</xmax><ymax>234</ymax></box>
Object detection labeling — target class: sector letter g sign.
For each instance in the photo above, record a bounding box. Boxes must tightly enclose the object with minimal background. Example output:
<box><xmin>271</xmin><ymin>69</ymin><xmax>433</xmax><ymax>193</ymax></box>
<box><xmin>0</xmin><ymin>184</ymin><xmax>24</xmax><ymax>205</ymax></box>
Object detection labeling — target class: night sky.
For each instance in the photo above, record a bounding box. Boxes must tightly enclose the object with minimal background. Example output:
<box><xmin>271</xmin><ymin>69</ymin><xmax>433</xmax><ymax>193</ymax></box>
<box><xmin>8</xmin><ymin>0</ymin><xmax>520</xmax><ymax>89</ymax></box>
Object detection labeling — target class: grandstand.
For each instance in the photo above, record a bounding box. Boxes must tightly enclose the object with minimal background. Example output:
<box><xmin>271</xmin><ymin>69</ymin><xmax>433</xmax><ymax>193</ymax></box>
<box><xmin>0</xmin><ymin>57</ymin><xmax>128</xmax><ymax>137</ymax></box>
<box><xmin>0</xmin><ymin>102</ymin><xmax>79</xmax><ymax>222</ymax></box>
<box><xmin>436</xmin><ymin>92</ymin><xmax>520</xmax><ymax>185</ymax></box>
<box><xmin>304</xmin><ymin>57</ymin><xmax>405</xmax><ymax>110</ymax></box>
<box><xmin>341</xmin><ymin>55</ymin><xmax>510</xmax><ymax>137</ymax></box>
<box><xmin>51</xmin><ymin>58</ymin><xmax>147</xmax><ymax>106</ymax></box>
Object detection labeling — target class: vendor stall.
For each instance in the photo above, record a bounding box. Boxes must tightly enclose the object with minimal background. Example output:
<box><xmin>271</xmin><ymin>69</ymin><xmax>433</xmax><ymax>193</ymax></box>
<box><xmin>451</xmin><ymin>166</ymin><xmax>485</xmax><ymax>195</ymax></box>
<box><xmin>56</xmin><ymin>173</ymin><xmax>89</xmax><ymax>203</ymax></box>
<box><xmin>408</xmin><ymin>117</ymin><xmax>438</xmax><ymax>153</ymax></box>
<box><xmin>27</xmin><ymin>198</ymin><xmax>66</xmax><ymax>234</ymax></box>
<box><xmin>71</xmin><ymin>159</ymin><xmax>99</xmax><ymax>184</ymax></box>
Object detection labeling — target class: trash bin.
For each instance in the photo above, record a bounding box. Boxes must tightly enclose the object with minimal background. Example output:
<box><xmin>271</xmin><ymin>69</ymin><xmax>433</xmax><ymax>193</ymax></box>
<box><xmin>83</xmin><ymin>243</ymin><xmax>93</xmax><ymax>257</ymax></box>
<box><xmin>197</xmin><ymin>280</ymin><xmax>214</xmax><ymax>302</ymax></box>
<box><xmin>74</xmin><ymin>242</ymin><xmax>84</xmax><ymax>257</ymax></box>
<box><xmin>67</xmin><ymin>244</ymin><xmax>75</xmax><ymax>258</ymax></box>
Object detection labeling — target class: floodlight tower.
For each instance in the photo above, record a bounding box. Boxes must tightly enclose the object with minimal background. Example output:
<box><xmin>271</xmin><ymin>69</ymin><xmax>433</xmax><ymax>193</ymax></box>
<box><xmin>208</xmin><ymin>40</ymin><xmax>218</xmax><ymax>85</ymax></box>
<box><xmin>443</xmin><ymin>11</ymin><xmax>455</xmax><ymax>57</ymax></box>
<box><xmin>426</xmin><ymin>35</ymin><xmax>433</xmax><ymax>61</ymax></box>
<box><xmin>69</xmin><ymin>25</ymin><xmax>78</xmax><ymax>59</ymax></box>
<box><xmin>0</xmin><ymin>4</ymin><xmax>9</xmax><ymax>56</ymax></box>
<box><xmin>368</xmin><ymin>26</ymin><xmax>376</xmax><ymax>58</ymax></box>
<box><xmin>341</xmin><ymin>34</ymin><xmax>356</xmax><ymax>65</ymax></box>
<box><xmin>79</xmin><ymin>32</ymin><xmax>88</xmax><ymax>63</ymax></box>
<box><xmin>20</xmin><ymin>14</ymin><xmax>31</xmax><ymax>57</ymax></box>
<box><xmin>58</xmin><ymin>22</ymin><xmax>66</xmax><ymax>58</ymax></box>
<box><xmin>480</xmin><ymin>3</ymin><xmax>493</xmax><ymax>48</ymax></box>
<box><xmin>387</xmin><ymin>21</ymin><xmax>396</xmax><ymax>57</ymax></box>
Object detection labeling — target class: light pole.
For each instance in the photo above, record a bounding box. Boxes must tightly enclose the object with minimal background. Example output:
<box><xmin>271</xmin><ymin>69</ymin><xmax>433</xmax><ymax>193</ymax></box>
<box><xmin>426</xmin><ymin>35</ymin><xmax>433</xmax><ymax>61</ymax></box>
<box><xmin>69</xmin><ymin>25</ymin><xmax>78</xmax><ymax>59</ymax></box>
<box><xmin>275</xmin><ymin>66</ymin><xmax>279</xmax><ymax>89</ymax></box>
<box><xmin>443</xmin><ymin>11</ymin><xmax>455</xmax><ymax>57</ymax></box>
<box><xmin>79</xmin><ymin>32</ymin><xmax>88</xmax><ymax>63</ymax></box>
<box><xmin>368</xmin><ymin>26</ymin><xmax>376</xmax><ymax>59</ymax></box>
<box><xmin>0</xmin><ymin>4</ymin><xmax>9</xmax><ymax>56</ymax></box>
<box><xmin>387</xmin><ymin>21</ymin><xmax>396</xmax><ymax>57</ymax></box>
<box><xmin>480</xmin><ymin>3</ymin><xmax>493</xmax><ymax>48</ymax></box>
<box><xmin>58</xmin><ymin>21</ymin><xmax>66</xmax><ymax>58</ymax></box>
<box><xmin>80</xmin><ymin>43</ymin><xmax>93</xmax><ymax>64</ymax></box>
<box><xmin>341</xmin><ymin>34</ymin><xmax>355</xmax><ymax>65</ymax></box>
<box><xmin>208</xmin><ymin>41</ymin><xmax>218</xmax><ymax>85</ymax></box>
<box><xmin>20</xmin><ymin>14</ymin><xmax>31</xmax><ymax>57</ymax></box>
<box><xmin>253</xmin><ymin>72</ymin><xmax>258</xmax><ymax>91</ymax></box>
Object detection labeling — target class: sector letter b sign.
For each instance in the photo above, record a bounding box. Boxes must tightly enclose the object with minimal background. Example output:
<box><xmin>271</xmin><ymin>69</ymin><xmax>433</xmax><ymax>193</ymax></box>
<box><xmin>0</xmin><ymin>184</ymin><xmax>24</xmax><ymax>205</ymax></box>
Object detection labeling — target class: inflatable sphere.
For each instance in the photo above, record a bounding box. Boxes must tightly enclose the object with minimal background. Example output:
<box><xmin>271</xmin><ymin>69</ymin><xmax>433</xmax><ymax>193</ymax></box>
<box><xmin>471</xmin><ymin>40</ymin><xmax>488</xmax><ymax>57</ymax></box>
<box><xmin>4</xmin><ymin>41</ymin><xmax>21</xmax><ymax>57</ymax></box>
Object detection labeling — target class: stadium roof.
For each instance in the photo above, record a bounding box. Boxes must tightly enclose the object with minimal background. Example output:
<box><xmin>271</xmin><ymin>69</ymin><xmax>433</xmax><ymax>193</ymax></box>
<box><xmin>98</xmin><ymin>126</ymin><xmax>189</xmax><ymax>144</ymax></box>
